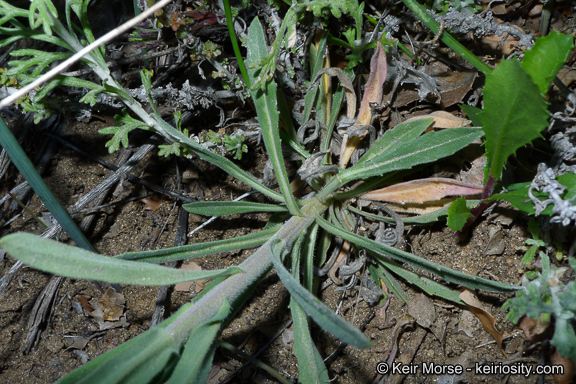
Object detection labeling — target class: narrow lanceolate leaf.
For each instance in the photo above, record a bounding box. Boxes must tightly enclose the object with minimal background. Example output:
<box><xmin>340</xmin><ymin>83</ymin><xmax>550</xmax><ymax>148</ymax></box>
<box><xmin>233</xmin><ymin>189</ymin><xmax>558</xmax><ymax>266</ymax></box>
<box><xmin>270</xmin><ymin>238</ymin><xmax>370</xmax><ymax>348</ymax></box>
<box><xmin>357</xmin><ymin>118</ymin><xmax>433</xmax><ymax>165</ymax></box>
<box><xmin>183</xmin><ymin>201</ymin><xmax>288</xmax><ymax>216</ymax></box>
<box><xmin>343</xmin><ymin>127</ymin><xmax>483</xmax><ymax>183</ymax></box>
<box><xmin>482</xmin><ymin>59</ymin><xmax>548</xmax><ymax>181</ymax></box>
<box><xmin>116</xmin><ymin>225</ymin><xmax>280</xmax><ymax>264</ymax></box>
<box><xmin>246</xmin><ymin>19</ymin><xmax>301</xmax><ymax>216</ymax></box>
<box><xmin>375</xmin><ymin>258</ymin><xmax>463</xmax><ymax>305</ymax></box>
<box><xmin>521</xmin><ymin>30</ymin><xmax>574</xmax><ymax>95</ymax></box>
<box><xmin>0</xmin><ymin>117</ymin><xmax>93</xmax><ymax>251</ymax></box>
<box><xmin>0</xmin><ymin>233</ymin><xmax>241</xmax><ymax>285</ymax></box>
<box><xmin>291</xmin><ymin>299</ymin><xmax>330</xmax><ymax>384</ymax></box>
<box><xmin>316</xmin><ymin>215</ymin><xmax>521</xmax><ymax>293</ymax></box>
<box><xmin>55</xmin><ymin>302</ymin><xmax>194</xmax><ymax>384</ymax></box>
<box><xmin>362</xmin><ymin>178</ymin><xmax>482</xmax><ymax>204</ymax></box>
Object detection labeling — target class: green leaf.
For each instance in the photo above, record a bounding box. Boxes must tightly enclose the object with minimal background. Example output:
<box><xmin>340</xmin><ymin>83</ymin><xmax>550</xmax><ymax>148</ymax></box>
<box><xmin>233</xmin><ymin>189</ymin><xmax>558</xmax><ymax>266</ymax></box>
<box><xmin>291</xmin><ymin>299</ymin><xmax>330</xmax><ymax>384</ymax></box>
<box><xmin>490</xmin><ymin>173</ymin><xmax>576</xmax><ymax>216</ymax></box>
<box><xmin>29</xmin><ymin>0</ymin><xmax>58</xmax><ymax>36</ymax></box>
<box><xmin>460</xmin><ymin>104</ymin><xmax>483</xmax><ymax>127</ymax></box>
<box><xmin>521</xmin><ymin>30</ymin><xmax>574</xmax><ymax>95</ymax></box>
<box><xmin>0</xmin><ymin>233</ymin><xmax>242</xmax><ymax>285</ymax></box>
<box><xmin>371</xmin><ymin>264</ymin><xmax>410</xmax><ymax>304</ymax></box>
<box><xmin>356</xmin><ymin>118</ymin><xmax>433</xmax><ymax>165</ymax></box>
<box><xmin>342</xmin><ymin>127</ymin><xmax>483</xmax><ymax>183</ymax></box>
<box><xmin>306</xmin><ymin>0</ymin><xmax>360</xmax><ymax>19</ymax></box>
<box><xmin>447</xmin><ymin>197</ymin><xmax>473</xmax><ymax>231</ymax></box>
<box><xmin>99</xmin><ymin>111</ymin><xmax>150</xmax><ymax>153</ymax></box>
<box><xmin>246</xmin><ymin>18</ymin><xmax>301</xmax><ymax>216</ymax></box>
<box><xmin>55</xmin><ymin>302</ymin><xmax>194</xmax><ymax>384</ymax></box>
<box><xmin>269</xmin><ymin>238</ymin><xmax>371</xmax><ymax>348</ymax></box>
<box><xmin>166</xmin><ymin>300</ymin><xmax>230</xmax><ymax>384</ymax></box>
<box><xmin>116</xmin><ymin>225</ymin><xmax>279</xmax><ymax>264</ymax></box>
<box><xmin>183</xmin><ymin>201</ymin><xmax>288</xmax><ymax>216</ymax></box>
<box><xmin>552</xmin><ymin>318</ymin><xmax>576</xmax><ymax>362</ymax></box>
<box><xmin>376</xmin><ymin>257</ymin><xmax>464</xmax><ymax>305</ymax></box>
<box><xmin>316</xmin><ymin>214</ymin><xmax>521</xmax><ymax>293</ymax></box>
<box><xmin>482</xmin><ymin>58</ymin><xmax>549</xmax><ymax>181</ymax></box>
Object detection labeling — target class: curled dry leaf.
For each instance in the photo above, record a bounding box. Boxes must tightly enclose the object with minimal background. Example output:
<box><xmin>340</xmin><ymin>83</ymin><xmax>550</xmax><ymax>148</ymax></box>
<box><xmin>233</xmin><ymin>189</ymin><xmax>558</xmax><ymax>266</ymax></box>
<box><xmin>361</xmin><ymin>178</ymin><xmax>483</xmax><ymax>205</ymax></box>
<box><xmin>459</xmin><ymin>289</ymin><xmax>507</xmax><ymax>357</ymax></box>
<box><xmin>402</xmin><ymin>111</ymin><xmax>471</xmax><ymax>130</ymax></box>
<box><xmin>340</xmin><ymin>42</ymin><xmax>387</xmax><ymax>168</ymax></box>
<box><xmin>384</xmin><ymin>59</ymin><xmax>477</xmax><ymax>108</ymax></box>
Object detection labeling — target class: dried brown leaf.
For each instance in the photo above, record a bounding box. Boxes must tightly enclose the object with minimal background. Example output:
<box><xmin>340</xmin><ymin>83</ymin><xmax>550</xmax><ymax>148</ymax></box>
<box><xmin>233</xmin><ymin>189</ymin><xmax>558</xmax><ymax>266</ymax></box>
<box><xmin>174</xmin><ymin>261</ymin><xmax>208</xmax><ymax>293</ymax></box>
<box><xmin>518</xmin><ymin>315</ymin><xmax>549</xmax><ymax>343</ymax></box>
<box><xmin>550</xmin><ymin>350</ymin><xmax>576</xmax><ymax>384</ymax></box>
<box><xmin>402</xmin><ymin>111</ymin><xmax>471</xmax><ymax>130</ymax></box>
<box><xmin>362</xmin><ymin>178</ymin><xmax>483</xmax><ymax>204</ymax></box>
<box><xmin>459</xmin><ymin>289</ymin><xmax>507</xmax><ymax>357</ymax></box>
<box><xmin>340</xmin><ymin>42</ymin><xmax>387</xmax><ymax>168</ymax></box>
<box><xmin>99</xmin><ymin>289</ymin><xmax>125</xmax><ymax>321</ymax></box>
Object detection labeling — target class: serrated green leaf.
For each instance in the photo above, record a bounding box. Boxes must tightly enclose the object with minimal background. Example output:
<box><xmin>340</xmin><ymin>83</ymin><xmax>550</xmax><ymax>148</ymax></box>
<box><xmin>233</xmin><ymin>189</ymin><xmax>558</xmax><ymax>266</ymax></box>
<box><xmin>183</xmin><ymin>201</ymin><xmax>288</xmax><ymax>216</ymax></box>
<box><xmin>0</xmin><ymin>233</ymin><xmax>242</xmax><ymax>285</ymax></box>
<box><xmin>521</xmin><ymin>30</ymin><xmax>574</xmax><ymax>95</ymax></box>
<box><xmin>29</xmin><ymin>0</ymin><xmax>58</xmax><ymax>36</ymax></box>
<box><xmin>447</xmin><ymin>197</ymin><xmax>473</xmax><ymax>231</ymax></box>
<box><xmin>460</xmin><ymin>104</ymin><xmax>483</xmax><ymax>127</ymax></box>
<box><xmin>99</xmin><ymin>111</ymin><xmax>149</xmax><ymax>153</ymax></box>
<box><xmin>490</xmin><ymin>173</ymin><xmax>576</xmax><ymax>216</ymax></box>
<box><xmin>306</xmin><ymin>0</ymin><xmax>359</xmax><ymax>19</ymax></box>
<box><xmin>482</xmin><ymin>59</ymin><xmax>549</xmax><ymax>181</ymax></box>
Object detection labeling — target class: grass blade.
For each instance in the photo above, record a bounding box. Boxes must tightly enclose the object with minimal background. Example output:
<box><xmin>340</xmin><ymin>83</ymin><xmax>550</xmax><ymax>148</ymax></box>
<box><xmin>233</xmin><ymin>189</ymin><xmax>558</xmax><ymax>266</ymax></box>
<box><xmin>0</xmin><ymin>116</ymin><xmax>93</xmax><ymax>250</ymax></box>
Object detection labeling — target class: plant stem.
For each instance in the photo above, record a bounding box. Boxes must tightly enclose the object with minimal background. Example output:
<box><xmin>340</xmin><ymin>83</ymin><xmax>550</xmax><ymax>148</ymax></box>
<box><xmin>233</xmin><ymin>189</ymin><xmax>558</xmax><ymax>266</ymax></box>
<box><xmin>401</xmin><ymin>0</ymin><xmax>492</xmax><ymax>75</ymax></box>
<box><xmin>164</xmin><ymin>197</ymin><xmax>326</xmax><ymax>341</ymax></box>
<box><xmin>223</xmin><ymin>0</ymin><xmax>250</xmax><ymax>88</ymax></box>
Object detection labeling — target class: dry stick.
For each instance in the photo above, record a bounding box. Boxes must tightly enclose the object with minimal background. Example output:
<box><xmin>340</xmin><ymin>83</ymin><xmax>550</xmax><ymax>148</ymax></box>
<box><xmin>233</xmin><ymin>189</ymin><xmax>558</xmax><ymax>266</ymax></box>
<box><xmin>0</xmin><ymin>0</ymin><xmax>174</xmax><ymax>110</ymax></box>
